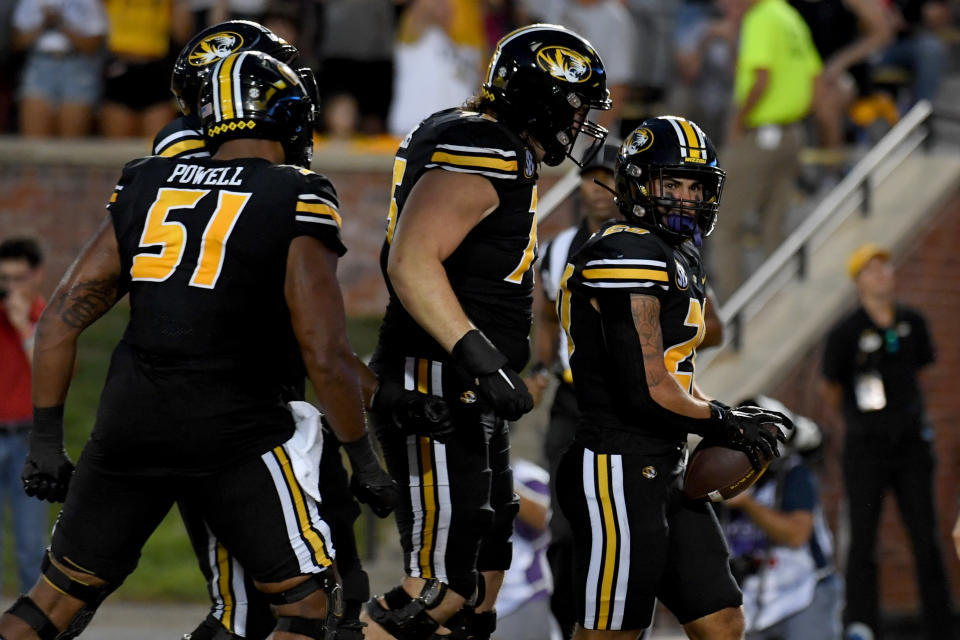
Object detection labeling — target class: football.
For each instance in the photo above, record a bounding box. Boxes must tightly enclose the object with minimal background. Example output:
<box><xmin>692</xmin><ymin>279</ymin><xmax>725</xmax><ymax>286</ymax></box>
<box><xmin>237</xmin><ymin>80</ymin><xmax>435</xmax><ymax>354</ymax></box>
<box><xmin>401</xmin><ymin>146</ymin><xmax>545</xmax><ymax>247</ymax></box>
<box><xmin>683</xmin><ymin>433</ymin><xmax>777</xmax><ymax>502</ymax></box>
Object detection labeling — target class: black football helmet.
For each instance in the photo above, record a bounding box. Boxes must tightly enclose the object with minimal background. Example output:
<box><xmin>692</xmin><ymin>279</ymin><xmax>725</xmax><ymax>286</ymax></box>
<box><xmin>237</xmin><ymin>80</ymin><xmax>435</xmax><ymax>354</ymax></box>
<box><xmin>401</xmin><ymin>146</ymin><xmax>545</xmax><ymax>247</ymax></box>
<box><xmin>198</xmin><ymin>51</ymin><xmax>315</xmax><ymax>166</ymax></box>
<box><xmin>171</xmin><ymin>20</ymin><xmax>299</xmax><ymax>115</ymax></box>
<box><xmin>482</xmin><ymin>24</ymin><xmax>611</xmax><ymax>167</ymax></box>
<box><xmin>615</xmin><ymin>116</ymin><xmax>726</xmax><ymax>246</ymax></box>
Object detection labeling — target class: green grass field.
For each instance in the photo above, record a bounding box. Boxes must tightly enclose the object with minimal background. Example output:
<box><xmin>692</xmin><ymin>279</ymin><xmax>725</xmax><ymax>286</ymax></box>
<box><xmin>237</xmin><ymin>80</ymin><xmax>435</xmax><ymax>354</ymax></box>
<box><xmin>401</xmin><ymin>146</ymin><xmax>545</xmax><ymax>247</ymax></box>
<box><xmin>3</xmin><ymin>305</ymin><xmax>383</xmax><ymax>601</ymax></box>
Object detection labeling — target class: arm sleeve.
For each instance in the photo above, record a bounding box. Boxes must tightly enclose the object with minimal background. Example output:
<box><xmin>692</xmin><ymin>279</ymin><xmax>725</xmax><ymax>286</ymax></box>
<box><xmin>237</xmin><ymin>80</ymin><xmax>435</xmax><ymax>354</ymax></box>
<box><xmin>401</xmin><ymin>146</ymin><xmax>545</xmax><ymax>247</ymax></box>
<box><xmin>780</xmin><ymin>464</ymin><xmax>817</xmax><ymax>513</ymax></box>
<box><xmin>292</xmin><ymin>171</ymin><xmax>347</xmax><ymax>257</ymax></box>
<box><xmin>737</xmin><ymin>8</ymin><xmax>777</xmax><ymax>73</ymax></box>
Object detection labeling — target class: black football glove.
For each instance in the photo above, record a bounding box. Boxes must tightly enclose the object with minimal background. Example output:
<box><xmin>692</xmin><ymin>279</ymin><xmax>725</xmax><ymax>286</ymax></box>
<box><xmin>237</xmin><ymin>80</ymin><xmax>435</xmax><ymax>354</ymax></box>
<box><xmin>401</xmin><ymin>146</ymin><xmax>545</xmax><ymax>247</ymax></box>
<box><xmin>21</xmin><ymin>405</ymin><xmax>74</xmax><ymax>503</ymax></box>
<box><xmin>451</xmin><ymin>330</ymin><xmax>533</xmax><ymax>422</ymax></box>
<box><xmin>342</xmin><ymin>433</ymin><xmax>399</xmax><ymax>518</ymax></box>
<box><xmin>709</xmin><ymin>401</ymin><xmax>792</xmax><ymax>472</ymax></box>
<box><xmin>370</xmin><ymin>380</ymin><xmax>454</xmax><ymax>442</ymax></box>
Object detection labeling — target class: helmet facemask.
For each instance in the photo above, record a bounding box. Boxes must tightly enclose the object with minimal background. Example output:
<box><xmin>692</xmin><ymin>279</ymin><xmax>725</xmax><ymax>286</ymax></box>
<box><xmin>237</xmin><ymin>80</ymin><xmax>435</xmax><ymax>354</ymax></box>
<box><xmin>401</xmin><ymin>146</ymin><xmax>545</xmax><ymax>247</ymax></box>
<box><xmin>618</xmin><ymin>164</ymin><xmax>725</xmax><ymax>247</ymax></box>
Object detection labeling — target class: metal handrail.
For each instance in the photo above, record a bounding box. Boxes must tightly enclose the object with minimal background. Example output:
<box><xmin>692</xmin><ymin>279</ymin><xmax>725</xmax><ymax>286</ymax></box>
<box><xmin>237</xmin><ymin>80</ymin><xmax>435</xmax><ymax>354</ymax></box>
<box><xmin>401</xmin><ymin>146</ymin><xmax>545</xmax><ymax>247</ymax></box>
<box><xmin>717</xmin><ymin>99</ymin><xmax>934</xmax><ymax>348</ymax></box>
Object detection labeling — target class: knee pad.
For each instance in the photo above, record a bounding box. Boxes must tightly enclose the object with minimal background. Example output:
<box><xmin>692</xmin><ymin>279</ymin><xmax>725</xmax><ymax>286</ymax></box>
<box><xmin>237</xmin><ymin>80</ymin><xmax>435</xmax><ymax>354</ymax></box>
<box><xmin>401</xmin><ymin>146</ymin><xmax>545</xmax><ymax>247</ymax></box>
<box><xmin>364</xmin><ymin>580</ymin><xmax>448</xmax><ymax>640</ymax></box>
<box><xmin>477</xmin><ymin>498</ymin><xmax>519</xmax><ymax>572</ymax></box>
<box><xmin>263</xmin><ymin>570</ymin><xmax>345</xmax><ymax>637</ymax></box>
<box><xmin>9</xmin><ymin>552</ymin><xmax>115</xmax><ymax>640</ymax></box>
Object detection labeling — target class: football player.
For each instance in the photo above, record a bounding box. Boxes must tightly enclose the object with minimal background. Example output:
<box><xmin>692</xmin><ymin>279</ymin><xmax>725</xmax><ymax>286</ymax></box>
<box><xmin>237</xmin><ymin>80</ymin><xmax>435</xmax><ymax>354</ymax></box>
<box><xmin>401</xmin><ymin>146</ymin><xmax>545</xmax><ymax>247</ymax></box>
<box><xmin>153</xmin><ymin>21</ymin><xmax>385</xmax><ymax>640</ymax></box>
<box><xmin>361</xmin><ymin>24</ymin><xmax>610</xmax><ymax>640</ymax></box>
<box><xmin>2</xmin><ymin>52</ymin><xmax>397</xmax><ymax>640</ymax></box>
<box><xmin>554</xmin><ymin>116</ymin><xmax>793</xmax><ymax>640</ymax></box>
<box><xmin>153</xmin><ymin>20</ymin><xmax>316</xmax><ymax>163</ymax></box>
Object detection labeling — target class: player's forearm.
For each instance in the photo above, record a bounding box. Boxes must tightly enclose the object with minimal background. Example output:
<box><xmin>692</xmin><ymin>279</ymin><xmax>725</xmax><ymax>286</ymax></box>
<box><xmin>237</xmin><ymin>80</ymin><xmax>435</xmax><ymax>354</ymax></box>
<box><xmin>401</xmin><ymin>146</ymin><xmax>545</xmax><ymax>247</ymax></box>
<box><xmin>648</xmin><ymin>379</ymin><xmax>712</xmax><ymax>420</ymax></box>
<box><xmin>532</xmin><ymin>297</ymin><xmax>561</xmax><ymax>368</ymax></box>
<box><xmin>305</xmin><ymin>346</ymin><xmax>368</xmax><ymax>443</ymax></box>
<box><xmin>389</xmin><ymin>255</ymin><xmax>475</xmax><ymax>354</ymax></box>
<box><xmin>31</xmin><ymin>317</ymin><xmax>79</xmax><ymax>408</ymax></box>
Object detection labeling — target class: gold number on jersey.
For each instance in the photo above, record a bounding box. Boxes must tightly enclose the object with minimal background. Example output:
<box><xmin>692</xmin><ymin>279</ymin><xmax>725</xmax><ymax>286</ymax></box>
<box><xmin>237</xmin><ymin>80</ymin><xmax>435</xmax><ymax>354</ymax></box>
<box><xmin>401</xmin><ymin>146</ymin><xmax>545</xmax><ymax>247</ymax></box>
<box><xmin>663</xmin><ymin>298</ymin><xmax>705</xmax><ymax>392</ymax></box>
<box><xmin>189</xmin><ymin>191</ymin><xmax>251</xmax><ymax>288</ymax></box>
<box><xmin>385</xmin><ymin>157</ymin><xmax>408</xmax><ymax>245</ymax></box>
<box><xmin>131</xmin><ymin>188</ymin><xmax>207</xmax><ymax>282</ymax></box>
<box><xmin>131</xmin><ymin>187</ymin><xmax>250</xmax><ymax>289</ymax></box>
<box><xmin>503</xmin><ymin>186</ymin><xmax>538</xmax><ymax>284</ymax></box>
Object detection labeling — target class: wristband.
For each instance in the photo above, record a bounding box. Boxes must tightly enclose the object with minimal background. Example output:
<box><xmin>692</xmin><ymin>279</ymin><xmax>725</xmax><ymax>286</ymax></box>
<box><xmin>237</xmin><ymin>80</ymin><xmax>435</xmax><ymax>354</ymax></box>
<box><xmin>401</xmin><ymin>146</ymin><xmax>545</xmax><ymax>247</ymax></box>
<box><xmin>341</xmin><ymin>432</ymin><xmax>379</xmax><ymax>470</ymax></box>
<box><xmin>451</xmin><ymin>330</ymin><xmax>508</xmax><ymax>377</ymax></box>
<box><xmin>31</xmin><ymin>405</ymin><xmax>65</xmax><ymax>451</ymax></box>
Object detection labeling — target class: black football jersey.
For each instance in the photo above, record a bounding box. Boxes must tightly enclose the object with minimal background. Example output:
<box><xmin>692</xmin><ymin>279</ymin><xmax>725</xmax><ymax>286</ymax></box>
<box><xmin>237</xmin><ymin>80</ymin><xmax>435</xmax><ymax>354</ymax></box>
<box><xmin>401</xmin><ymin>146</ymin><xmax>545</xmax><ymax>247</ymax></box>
<box><xmin>152</xmin><ymin>114</ymin><xmax>210</xmax><ymax>159</ymax></box>
<box><xmin>375</xmin><ymin>108</ymin><xmax>540</xmax><ymax>374</ymax></box>
<box><xmin>97</xmin><ymin>155</ymin><xmax>345</xmax><ymax>473</ymax></box>
<box><xmin>559</xmin><ymin>221</ymin><xmax>708</xmax><ymax>454</ymax></box>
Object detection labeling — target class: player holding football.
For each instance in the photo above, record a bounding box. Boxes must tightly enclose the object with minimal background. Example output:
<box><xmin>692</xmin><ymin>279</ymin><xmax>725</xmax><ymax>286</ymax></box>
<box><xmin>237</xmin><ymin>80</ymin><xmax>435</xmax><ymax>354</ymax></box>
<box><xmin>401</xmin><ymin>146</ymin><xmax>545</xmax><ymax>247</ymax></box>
<box><xmin>555</xmin><ymin>117</ymin><xmax>793</xmax><ymax>640</ymax></box>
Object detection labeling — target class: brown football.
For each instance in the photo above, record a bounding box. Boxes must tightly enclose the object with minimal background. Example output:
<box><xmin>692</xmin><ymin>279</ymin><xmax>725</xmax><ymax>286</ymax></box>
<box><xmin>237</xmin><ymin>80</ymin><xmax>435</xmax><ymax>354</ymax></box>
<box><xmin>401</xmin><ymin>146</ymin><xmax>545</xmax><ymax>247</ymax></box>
<box><xmin>683</xmin><ymin>430</ymin><xmax>777</xmax><ymax>502</ymax></box>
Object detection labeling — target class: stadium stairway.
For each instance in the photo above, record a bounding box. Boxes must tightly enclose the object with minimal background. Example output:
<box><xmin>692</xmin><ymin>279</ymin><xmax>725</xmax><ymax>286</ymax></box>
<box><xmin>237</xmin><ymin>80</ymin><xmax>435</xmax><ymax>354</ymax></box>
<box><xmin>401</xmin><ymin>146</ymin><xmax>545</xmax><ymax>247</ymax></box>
<box><xmin>697</xmin><ymin>101</ymin><xmax>960</xmax><ymax>401</ymax></box>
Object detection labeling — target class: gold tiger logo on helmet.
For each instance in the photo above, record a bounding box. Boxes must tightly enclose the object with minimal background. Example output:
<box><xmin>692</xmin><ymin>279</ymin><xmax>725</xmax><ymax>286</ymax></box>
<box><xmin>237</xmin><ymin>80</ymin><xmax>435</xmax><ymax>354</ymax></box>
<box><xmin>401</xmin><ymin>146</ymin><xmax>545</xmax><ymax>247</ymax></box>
<box><xmin>188</xmin><ymin>32</ymin><xmax>245</xmax><ymax>67</ymax></box>
<box><xmin>535</xmin><ymin>46</ymin><xmax>592</xmax><ymax>83</ymax></box>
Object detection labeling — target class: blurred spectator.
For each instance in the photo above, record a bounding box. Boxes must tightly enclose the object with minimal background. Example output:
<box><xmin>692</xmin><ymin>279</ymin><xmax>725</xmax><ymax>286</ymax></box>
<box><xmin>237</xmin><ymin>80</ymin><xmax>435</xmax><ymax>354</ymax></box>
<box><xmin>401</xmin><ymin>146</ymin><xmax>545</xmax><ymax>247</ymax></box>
<box><xmin>492</xmin><ymin>458</ymin><xmax>560</xmax><ymax>640</ymax></box>
<box><xmin>876</xmin><ymin>0</ymin><xmax>949</xmax><ymax>105</ymax></box>
<box><xmin>624</xmin><ymin>0</ymin><xmax>675</xmax><ymax>117</ymax></box>
<box><xmin>820</xmin><ymin>244</ymin><xmax>955</xmax><ymax>640</ymax></box>
<box><xmin>672</xmin><ymin>0</ymin><xmax>744</xmax><ymax>147</ymax></box>
<box><xmin>532</xmin><ymin>141</ymin><xmax>620</xmax><ymax>640</ymax></box>
<box><xmin>719</xmin><ymin>396</ymin><xmax>842</xmax><ymax>640</ymax></box>
<box><xmin>558</xmin><ymin>0</ymin><xmax>639</xmax><ymax>130</ymax></box>
<box><xmin>318</xmin><ymin>0</ymin><xmax>394</xmax><ymax>136</ymax></box>
<box><xmin>99</xmin><ymin>0</ymin><xmax>191</xmax><ymax>138</ymax></box>
<box><xmin>791</xmin><ymin>0</ymin><xmax>891</xmax><ymax>152</ymax></box>
<box><xmin>709</xmin><ymin>0</ymin><xmax>821</xmax><ymax>300</ymax></box>
<box><xmin>0</xmin><ymin>237</ymin><xmax>49</xmax><ymax>593</ymax></box>
<box><xmin>12</xmin><ymin>0</ymin><xmax>107</xmax><ymax>137</ymax></box>
<box><xmin>387</xmin><ymin>0</ymin><xmax>484</xmax><ymax>136</ymax></box>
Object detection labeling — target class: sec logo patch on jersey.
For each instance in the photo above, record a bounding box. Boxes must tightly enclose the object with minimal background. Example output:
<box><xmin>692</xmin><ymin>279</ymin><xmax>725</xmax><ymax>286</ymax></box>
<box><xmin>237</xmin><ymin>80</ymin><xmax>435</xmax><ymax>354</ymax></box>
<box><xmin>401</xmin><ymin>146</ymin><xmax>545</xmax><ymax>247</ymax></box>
<box><xmin>675</xmin><ymin>261</ymin><xmax>688</xmax><ymax>290</ymax></box>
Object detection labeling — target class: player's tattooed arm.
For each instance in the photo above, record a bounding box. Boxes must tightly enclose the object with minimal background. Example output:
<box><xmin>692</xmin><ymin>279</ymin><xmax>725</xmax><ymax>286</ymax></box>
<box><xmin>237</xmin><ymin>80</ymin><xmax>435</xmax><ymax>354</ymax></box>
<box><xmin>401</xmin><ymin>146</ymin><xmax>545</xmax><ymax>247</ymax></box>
<box><xmin>628</xmin><ymin>293</ymin><xmax>711</xmax><ymax>419</ymax></box>
<box><xmin>630</xmin><ymin>294</ymin><xmax>667</xmax><ymax>390</ymax></box>
<box><xmin>33</xmin><ymin>216</ymin><xmax>123</xmax><ymax>407</ymax></box>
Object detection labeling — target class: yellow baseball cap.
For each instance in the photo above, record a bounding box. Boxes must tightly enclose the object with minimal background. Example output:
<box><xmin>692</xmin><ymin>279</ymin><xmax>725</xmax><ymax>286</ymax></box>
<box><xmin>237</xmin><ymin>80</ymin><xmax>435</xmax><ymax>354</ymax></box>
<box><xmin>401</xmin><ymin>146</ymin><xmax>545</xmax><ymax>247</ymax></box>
<box><xmin>847</xmin><ymin>243</ymin><xmax>890</xmax><ymax>280</ymax></box>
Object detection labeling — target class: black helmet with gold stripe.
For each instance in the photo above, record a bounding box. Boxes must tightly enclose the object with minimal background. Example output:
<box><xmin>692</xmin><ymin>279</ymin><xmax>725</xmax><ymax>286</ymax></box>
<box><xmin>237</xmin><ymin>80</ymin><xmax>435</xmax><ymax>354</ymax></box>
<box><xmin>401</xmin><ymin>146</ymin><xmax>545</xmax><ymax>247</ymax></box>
<box><xmin>615</xmin><ymin>116</ymin><xmax>726</xmax><ymax>246</ymax></box>
<box><xmin>198</xmin><ymin>51</ymin><xmax>315</xmax><ymax>166</ymax></box>
<box><xmin>482</xmin><ymin>24</ymin><xmax>611</xmax><ymax>167</ymax></box>
<box><xmin>172</xmin><ymin>20</ymin><xmax>299</xmax><ymax>116</ymax></box>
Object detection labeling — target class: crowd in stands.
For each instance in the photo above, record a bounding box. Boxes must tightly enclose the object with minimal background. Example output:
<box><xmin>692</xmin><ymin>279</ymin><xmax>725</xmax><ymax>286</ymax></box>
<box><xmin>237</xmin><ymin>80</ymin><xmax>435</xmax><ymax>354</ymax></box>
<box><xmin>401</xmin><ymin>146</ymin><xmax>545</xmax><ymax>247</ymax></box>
<box><xmin>0</xmin><ymin>0</ymin><xmax>954</xmax><ymax>143</ymax></box>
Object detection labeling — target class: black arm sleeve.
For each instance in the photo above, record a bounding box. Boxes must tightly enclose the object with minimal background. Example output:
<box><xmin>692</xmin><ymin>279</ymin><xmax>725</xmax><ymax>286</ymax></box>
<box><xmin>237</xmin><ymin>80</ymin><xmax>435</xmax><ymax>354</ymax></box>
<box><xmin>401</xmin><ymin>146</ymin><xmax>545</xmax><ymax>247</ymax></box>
<box><xmin>596</xmin><ymin>292</ymin><xmax>719</xmax><ymax>437</ymax></box>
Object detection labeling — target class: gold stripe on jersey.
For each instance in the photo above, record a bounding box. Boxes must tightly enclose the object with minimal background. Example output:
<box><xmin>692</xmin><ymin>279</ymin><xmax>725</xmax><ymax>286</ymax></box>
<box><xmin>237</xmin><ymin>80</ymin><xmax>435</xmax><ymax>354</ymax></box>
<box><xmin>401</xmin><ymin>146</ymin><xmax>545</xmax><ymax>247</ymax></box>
<box><xmin>295</xmin><ymin>201</ymin><xmax>342</xmax><ymax>227</ymax></box>
<box><xmin>215</xmin><ymin>543</ymin><xmax>235</xmax><ymax>631</ymax></box>
<box><xmin>429</xmin><ymin>151</ymin><xmax>518</xmax><ymax>173</ymax></box>
<box><xmin>109</xmin><ymin>192</ymin><xmax>118</xmax><ymax>203</ymax></box>
<box><xmin>417</xmin><ymin>436</ymin><xmax>438</xmax><ymax>578</ymax></box>
<box><xmin>272</xmin><ymin>446</ymin><xmax>332</xmax><ymax>568</ymax></box>
<box><xmin>218</xmin><ymin>53</ymin><xmax>240</xmax><ymax>120</ymax></box>
<box><xmin>596</xmin><ymin>453</ymin><xmax>619</xmax><ymax>630</ymax></box>
<box><xmin>582</xmin><ymin>268</ymin><xmax>668</xmax><ymax>282</ymax></box>
<box><xmin>557</xmin><ymin>263</ymin><xmax>576</xmax><ymax>361</ymax></box>
<box><xmin>159</xmin><ymin>137</ymin><xmax>206</xmax><ymax>158</ymax></box>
